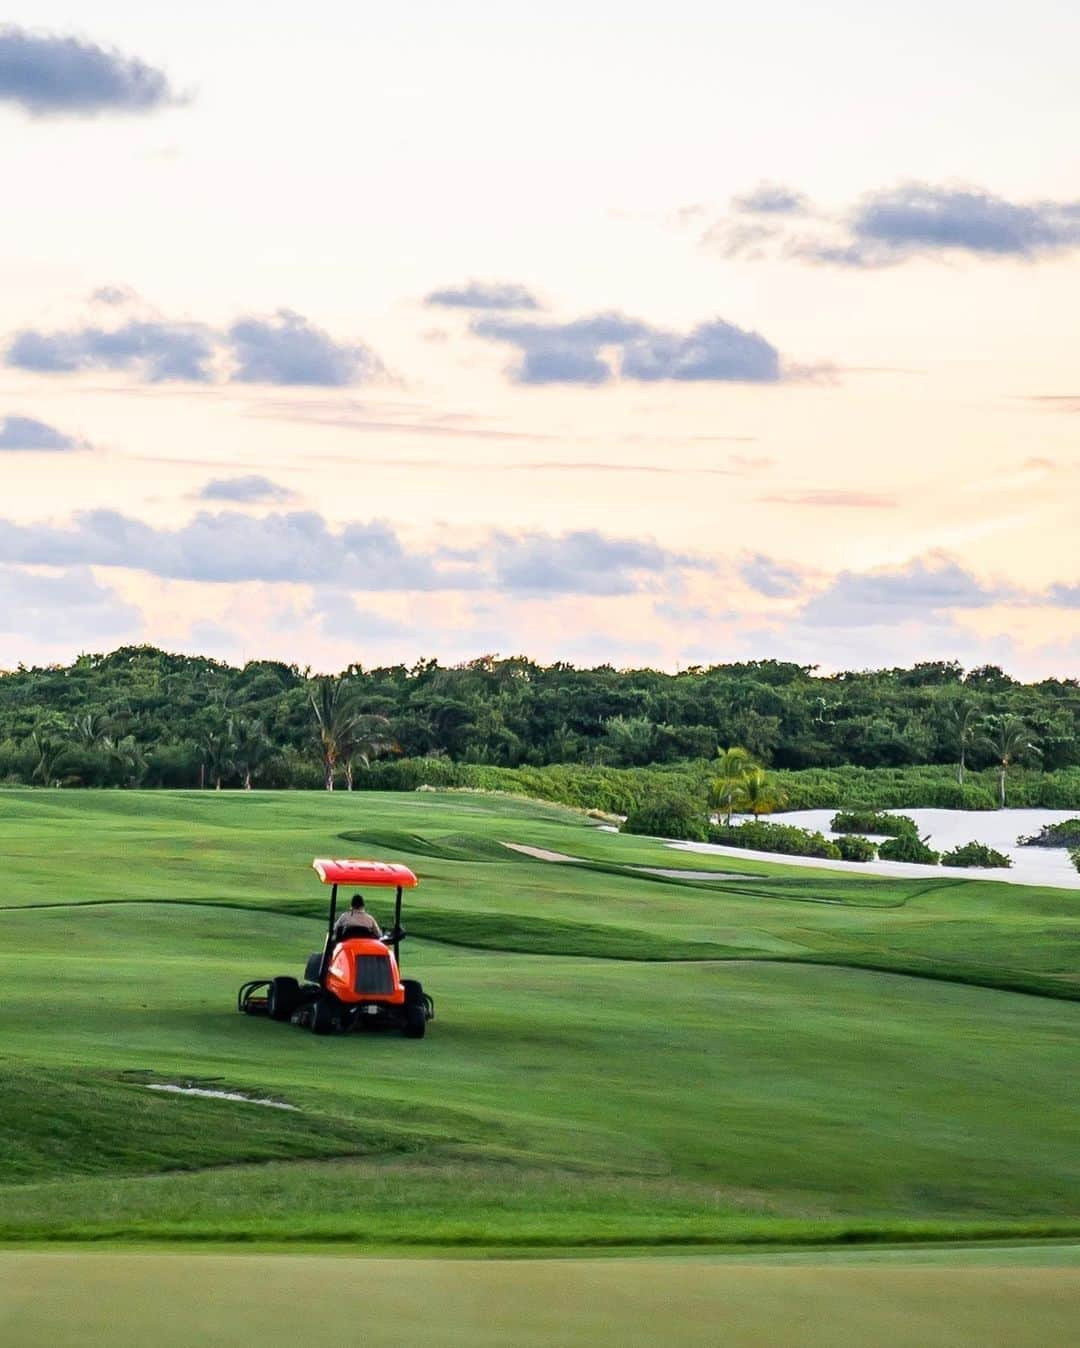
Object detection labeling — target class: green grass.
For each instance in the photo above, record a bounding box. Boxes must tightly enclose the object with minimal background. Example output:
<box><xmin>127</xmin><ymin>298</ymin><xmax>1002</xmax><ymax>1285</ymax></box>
<box><xmin>0</xmin><ymin>788</ymin><xmax>1077</xmax><ymax>1255</ymax></box>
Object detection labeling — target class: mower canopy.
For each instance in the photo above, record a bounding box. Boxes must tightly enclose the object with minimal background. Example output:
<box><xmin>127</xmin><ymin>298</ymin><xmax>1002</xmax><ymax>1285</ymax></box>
<box><xmin>312</xmin><ymin>858</ymin><xmax>418</xmax><ymax>887</ymax></box>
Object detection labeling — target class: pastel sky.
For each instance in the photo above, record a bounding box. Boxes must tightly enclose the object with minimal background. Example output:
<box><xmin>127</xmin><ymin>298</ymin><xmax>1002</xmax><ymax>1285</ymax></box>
<box><xmin>1</xmin><ymin>2</ymin><xmax>1078</xmax><ymax>676</ymax></box>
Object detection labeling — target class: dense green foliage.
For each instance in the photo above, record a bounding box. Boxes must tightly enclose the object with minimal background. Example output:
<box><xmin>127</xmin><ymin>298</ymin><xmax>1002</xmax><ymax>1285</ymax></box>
<box><xmin>1019</xmin><ymin>819</ymin><xmax>1080</xmax><ymax>848</ymax></box>
<box><xmin>834</xmin><ymin>834</ymin><xmax>878</xmax><ymax>862</ymax></box>
<box><xmin>879</xmin><ymin>834</ymin><xmax>941</xmax><ymax>865</ymax></box>
<box><xmin>706</xmin><ymin>820</ymin><xmax>842</xmax><ymax>858</ymax></box>
<box><xmin>831</xmin><ymin>810</ymin><xmax>918</xmax><ymax>837</ymax></box>
<box><xmin>0</xmin><ymin>648</ymin><xmax>1077</xmax><ymax>798</ymax></box>
<box><xmin>622</xmin><ymin>790</ymin><xmax>708</xmax><ymax>841</ymax></box>
<box><xmin>941</xmin><ymin>842</ymin><xmax>1013</xmax><ymax>869</ymax></box>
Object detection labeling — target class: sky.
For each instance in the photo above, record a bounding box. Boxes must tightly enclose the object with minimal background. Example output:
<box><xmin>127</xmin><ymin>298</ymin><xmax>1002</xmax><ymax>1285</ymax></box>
<box><xmin>0</xmin><ymin>1</ymin><xmax>1078</xmax><ymax>677</ymax></box>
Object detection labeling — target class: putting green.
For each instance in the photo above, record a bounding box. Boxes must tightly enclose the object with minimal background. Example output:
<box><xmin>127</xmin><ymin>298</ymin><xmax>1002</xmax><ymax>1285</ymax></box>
<box><xmin>2</xmin><ymin>1252</ymin><xmax>1079</xmax><ymax>1347</ymax></box>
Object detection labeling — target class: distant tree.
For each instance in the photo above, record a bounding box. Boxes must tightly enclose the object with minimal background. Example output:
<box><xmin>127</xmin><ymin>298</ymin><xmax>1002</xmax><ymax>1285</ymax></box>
<box><xmin>229</xmin><ymin>717</ymin><xmax>274</xmax><ymax>790</ymax></box>
<box><xmin>310</xmin><ymin>677</ymin><xmax>363</xmax><ymax>791</ymax></box>
<box><xmin>708</xmin><ymin>746</ymin><xmax>755</xmax><ymax>824</ymax></box>
<box><xmin>341</xmin><ymin>715</ymin><xmax>397</xmax><ymax>791</ymax></box>
<box><xmin>980</xmin><ymin>715</ymin><xmax>1041</xmax><ymax>808</ymax></box>
<box><xmin>29</xmin><ymin>728</ymin><xmax>66</xmax><ymax>787</ymax></box>
<box><xmin>739</xmin><ymin>766</ymin><xmax>790</xmax><ymax>819</ymax></box>
<box><xmin>946</xmin><ymin>698</ymin><xmax>981</xmax><ymax>785</ymax></box>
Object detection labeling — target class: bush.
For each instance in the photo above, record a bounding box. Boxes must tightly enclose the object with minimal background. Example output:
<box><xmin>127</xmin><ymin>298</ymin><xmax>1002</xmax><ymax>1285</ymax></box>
<box><xmin>940</xmin><ymin>841</ymin><xmax>1012</xmax><ymax>869</ymax></box>
<box><xmin>831</xmin><ymin>810</ymin><xmax>918</xmax><ymax>838</ymax></box>
<box><xmin>707</xmin><ymin>820</ymin><xmax>841</xmax><ymax>859</ymax></box>
<box><xmin>834</xmin><ymin>834</ymin><xmax>877</xmax><ymax>862</ymax></box>
<box><xmin>1071</xmin><ymin>848</ymin><xmax>1080</xmax><ymax>875</ymax></box>
<box><xmin>1017</xmin><ymin>819</ymin><xmax>1080</xmax><ymax>848</ymax></box>
<box><xmin>623</xmin><ymin>792</ymin><xmax>708</xmax><ymax>842</ymax></box>
<box><xmin>878</xmin><ymin>834</ymin><xmax>940</xmax><ymax>864</ymax></box>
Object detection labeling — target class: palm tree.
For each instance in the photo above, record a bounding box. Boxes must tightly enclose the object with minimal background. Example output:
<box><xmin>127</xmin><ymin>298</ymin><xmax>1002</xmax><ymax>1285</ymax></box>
<box><xmin>708</xmin><ymin>745</ymin><xmax>756</xmax><ymax>824</ymax></box>
<box><xmin>230</xmin><ymin>717</ymin><xmax>273</xmax><ymax>790</ymax></box>
<box><xmin>310</xmin><ymin>677</ymin><xmax>359</xmax><ymax>791</ymax></box>
<box><xmin>341</xmin><ymin>715</ymin><xmax>397</xmax><ymax>791</ymax></box>
<box><xmin>947</xmin><ymin>699</ymin><xmax>980</xmax><ymax>785</ymax></box>
<box><xmin>101</xmin><ymin>733</ymin><xmax>147</xmax><ymax>788</ymax></box>
<box><xmin>71</xmin><ymin>711</ymin><xmax>111</xmax><ymax>749</ymax></box>
<box><xmin>740</xmin><ymin>767</ymin><xmax>790</xmax><ymax>819</ymax></box>
<box><xmin>30</xmin><ymin>729</ymin><xmax>67</xmax><ymax>787</ymax></box>
<box><xmin>980</xmin><ymin>715</ymin><xmax>1041</xmax><ymax>808</ymax></box>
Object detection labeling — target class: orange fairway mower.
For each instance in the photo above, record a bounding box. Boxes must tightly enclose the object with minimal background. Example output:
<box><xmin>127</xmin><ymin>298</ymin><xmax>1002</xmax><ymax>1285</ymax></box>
<box><xmin>238</xmin><ymin>858</ymin><xmax>435</xmax><ymax>1037</ymax></box>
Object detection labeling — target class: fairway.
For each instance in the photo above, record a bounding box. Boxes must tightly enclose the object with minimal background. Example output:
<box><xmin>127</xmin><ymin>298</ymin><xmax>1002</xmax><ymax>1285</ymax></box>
<box><xmin>3</xmin><ymin>1251</ymin><xmax>1080</xmax><ymax>1347</ymax></box>
<box><xmin>1</xmin><ymin>788</ymin><xmax>1078</xmax><ymax>1341</ymax></box>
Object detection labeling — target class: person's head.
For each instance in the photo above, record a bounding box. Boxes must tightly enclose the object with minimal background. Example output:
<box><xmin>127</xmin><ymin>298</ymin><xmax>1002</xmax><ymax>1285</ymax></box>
<box><xmin>350</xmin><ymin>894</ymin><xmax>365</xmax><ymax>911</ymax></box>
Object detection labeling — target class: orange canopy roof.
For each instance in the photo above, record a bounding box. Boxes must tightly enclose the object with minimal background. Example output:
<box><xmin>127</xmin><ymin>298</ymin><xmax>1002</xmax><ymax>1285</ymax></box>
<box><xmin>312</xmin><ymin>858</ymin><xmax>419</xmax><ymax>888</ymax></box>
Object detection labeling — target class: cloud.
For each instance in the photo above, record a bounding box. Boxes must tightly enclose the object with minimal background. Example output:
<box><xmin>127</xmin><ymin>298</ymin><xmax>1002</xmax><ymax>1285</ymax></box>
<box><xmin>798</xmin><ymin>556</ymin><xmax>1009</xmax><ymax>628</ymax></box>
<box><xmin>0</xmin><ymin>26</ymin><xmax>181</xmax><ymax>118</ymax></box>
<box><xmin>6</xmin><ymin>308</ymin><xmax>382</xmax><ymax>387</ymax></box>
<box><xmin>1048</xmin><ymin>584</ymin><xmax>1080</xmax><ymax>608</ymax></box>
<box><xmin>0</xmin><ymin>508</ymin><xmax>701</xmax><ymax>598</ymax></box>
<box><xmin>311</xmin><ymin>590</ymin><xmax>411</xmax><ymax>639</ymax></box>
<box><xmin>731</xmin><ymin>183</ymin><xmax>808</xmax><ymax>215</ymax></box>
<box><xmin>490</xmin><ymin>530</ymin><xmax>707</xmax><ymax>597</ymax></box>
<box><xmin>760</xmin><ymin>490</ymin><xmax>897</xmax><ymax>508</ymax></box>
<box><xmin>226</xmin><ymin>309</ymin><xmax>380</xmax><ymax>387</ymax></box>
<box><xmin>197</xmin><ymin>475</ymin><xmax>296</xmax><ymax>504</ymax></box>
<box><xmin>739</xmin><ymin>553</ymin><xmax>805</xmax><ymax>598</ymax></box>
<box><xmin>0</xmin><ymin>415</ymin><xmax>86</xmax><ymax>451</ymax></box>
<box><xmin>90</xmin><ymin>284</ymin><xmax>136</xmax><ymax>306</ymax></box>
<box><xmin>425</xmin><ymin>280</ymin><xmax>541</xmax><ymax>311</ymax></box>
<box><xmin>471</xmin><ymin>311</ymin><xmax>784</xmax><ymax>386</ymax></box>
<box><xmin>709</xmin><ymin>182</ymin><xmax>1080</xmax><ymax>267</ymax></box>
<box><xmin>0</xmin><ymin>564</ymin><xmax>142</xmax><ymax>641</ymax></box>
<box><xmin>7</xmin><ymin>319</ymin><xmax>216</xmax><ymax>382</ymax></box>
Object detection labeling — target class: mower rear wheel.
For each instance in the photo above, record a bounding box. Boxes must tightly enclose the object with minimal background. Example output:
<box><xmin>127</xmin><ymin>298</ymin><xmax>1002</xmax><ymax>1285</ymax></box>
<box><xmin>403</xmin><ymin>1004</ymin><xmax>427</xmax><ymax>1039</ymax></box>
<box><xmin>267</xmin><ymin>976</ymin><xmax>300</xmax><ymax>1022</ymax></box>
<box><xmin>311</xmin><ymin>996</ymin><xmax>339</xmax><ymax>1036</ymax></box>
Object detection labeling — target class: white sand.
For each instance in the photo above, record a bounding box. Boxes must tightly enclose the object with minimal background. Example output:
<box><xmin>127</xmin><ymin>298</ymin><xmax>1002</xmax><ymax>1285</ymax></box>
<box><xmin>673</xmin><ymin>809</ymin><xmax>1079</xmax><ymax>890</ymax></box>
<box><xmin>146</xmin><ymin>1084</ymin><xmax>298</xmax><ymax>1110</ymax></box>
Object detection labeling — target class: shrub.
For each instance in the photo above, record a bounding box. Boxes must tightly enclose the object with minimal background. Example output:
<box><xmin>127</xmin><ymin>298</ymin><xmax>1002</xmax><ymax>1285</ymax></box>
<box><xmin>707</xmin><ymin>820</ymin><xmax>841</xmax><ymax>859</ymax></box>
<box><xmin>878</xmin><ymin>834</ymin><xmax>939</xmax><ymax>864</ymax></box>
<box><xmin>834</xmin><ymin>834</ymin><xmax>877</xmax><ymax>862</ymax></box>
<box><xmin>1071</xmin><ymin>848</ymin><xmax>1080</xmax><ymax>875</ymax></box>
<box><xmin>623</xmin><ymin>792</ymin><xmax>708</xmax><ymax>842</ymax></box>
<box><xmin>831</xmin><ymin>810</ymin><xmax>918</xmax><ymax>838</ymax></box>
<box><xmin>941</xmin><ymin>841</ymin><xmax>1012</xmax><ymax>869</ymax></box>
<box><xmin>1017</xmin><ymin>819</ymin><xmax>1080</xmax><ymax>848</ymax></box>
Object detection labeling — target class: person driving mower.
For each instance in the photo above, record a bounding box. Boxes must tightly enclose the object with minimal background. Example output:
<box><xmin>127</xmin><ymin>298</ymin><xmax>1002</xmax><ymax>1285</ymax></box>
<box><xmin>333</xmin><ymin>893</ymin><xmax>382</xmax><ymax>940</ymax></box>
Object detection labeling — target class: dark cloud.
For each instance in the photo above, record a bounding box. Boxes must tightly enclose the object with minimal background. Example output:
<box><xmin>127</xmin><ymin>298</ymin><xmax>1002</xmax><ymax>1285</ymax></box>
<box><xmin>227</xmin><ymin>309</ymin><xmax>380</xmax><ymax>387</ymax></box>
<box><xmin>0</xmin><ymin>27</ymin><xmax>181</xmax><ymax>118</ymax></box>
<box><xmin>739</xmin><ymin>553</ymin><xmax>805</xmax><ymax>598</ymax></box>
<box><xmin>710</xmin><ymin>182</ymin><xmax>1080</xmax><ymax>267</ymax></box>
<box><xmin>0</xmin><ymin>564</ymin><xmax>141</xmax><ymax>641</ymax></box>
<box><xmin>731</xmin><ymin>183</ymin><xmax>808</xmax><ymax>215</ymax></box>
<box><xmin>472</xmin><ymin>311</ymin><xmax>783</xmax><ymax>386</ymax></box>
<box><xmin>425</xmin><ymin>280</ymin><xmax>541</xmax><ymax>311</ymax></box>
<box><xmin>7</xmin><ymin>320</ymin><xmax>216</xmax><ymax>382</ymax></box>
<box><xmin>6</xmin><ymin>308</ymin><xmax>381</xmax><ymax>387</ymax></box>
<box><xmin>799</xmin><ymin>557</ymin><xmax>1007</xmax><ymax>628</ymax></box>
<box><xmin>0</xmin><ymin>509</ymin><xmax>699</xmax><ymax>597</ymax></box>
<box><xmin>0</xmin><ymin>414</ymin><xmax>85</xmax><ymax>451</ymax></box>
<box><xmin>197</xmin><ymin>475</ymin><xmax>295</xmax><ymax>504</ymax></box>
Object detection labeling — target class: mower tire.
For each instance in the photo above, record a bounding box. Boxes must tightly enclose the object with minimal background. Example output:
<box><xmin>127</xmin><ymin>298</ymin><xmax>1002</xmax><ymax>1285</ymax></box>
<box><xmin>267</xmin><ymin>976</ymin><xmax>300</xmax><ymax>1022</ymax></box>
<box><xmin>311</xmin><ymin>996</ymin><xmax>339</xmax><ymax>1036</ymax></box>
<box><xmin>403</xmin><ymin>1004</ymin><xmax>427</xmax><ymax>1039</ymax></box>
<box><xmin>402</xmin><ymin>979</ymin><xmax>426</xmax><ymax>1006</ymax></box>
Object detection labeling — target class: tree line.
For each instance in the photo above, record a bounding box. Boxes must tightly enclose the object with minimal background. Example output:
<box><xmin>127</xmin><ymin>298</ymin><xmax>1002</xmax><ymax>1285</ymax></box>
<box><xmin>0</xmin><ymin>645</ymin><xmax>1074</xmax><ymax>791</ymax></box>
